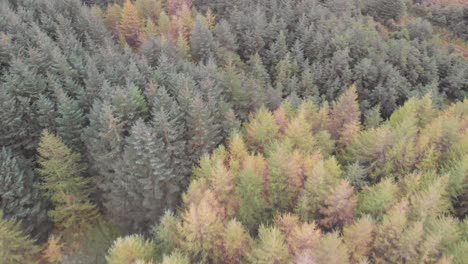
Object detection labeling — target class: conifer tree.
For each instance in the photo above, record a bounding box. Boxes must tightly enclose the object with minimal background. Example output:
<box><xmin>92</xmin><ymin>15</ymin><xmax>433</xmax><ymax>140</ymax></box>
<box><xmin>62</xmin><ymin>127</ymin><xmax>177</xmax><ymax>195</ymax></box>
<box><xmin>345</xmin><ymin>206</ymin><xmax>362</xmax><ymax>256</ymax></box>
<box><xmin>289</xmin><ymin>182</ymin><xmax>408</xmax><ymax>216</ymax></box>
<box><xmin>244</xmin><ymin>106</ymin><xmax>279</xmax><ymax>152</ymax></box>
<box><xmin>357</xmin><ymin>178</ymin><xmax>399</xmax><ymax>219</ymax></box>
<box><xmin>56</xmin><ymin>93</ymin><xmax>85</xmax><ymax>151</ymax></box>
<box><xmin>104</xmin><ymin>4</ymin><xmax>123</xmax><ymax>37</ymax></box>
<box><xmin>190</xmin><ymin>18</ymin><xmax>215</xmax><ymax>63</ymax></box>
<box><xmin>319</xmin><ymin>180</ymin><xmax>356</xmax><ymax>229</ymax></box>
<box><xmin>328</xmin><ymin>85</ymin><xmax>361</xmax><ymax>148</ymax></box>
<box><xmin>162</xmin><ymin>252</ymin><xmax>190</xmax><ymax>264</ymax></box>
<box><xmin>250</xmin><ymin>225</ymin><xmax>292</xmax><ymax>264</ymax></box>
<box><xmin>223</xmin><ymin>219</ymin><xmax>251</xmax><ymax>264</ymax></box>
<box><xmin>0</xmin><ymin>211</ymin><xmax>40</xmax><ymax>264</ymax></box>
<box><xmin>37</xmin><ymin>131</ymin><xmax>98</xmax><ymax>239</ymax></box>
<box><xmin>315</xmin><ymin>232</ymin><xmax>350</xmax><ymax>264</ymax></box>
<box><xmin>178</xmin><ymin>191</ymin><xmax>225</xmax><ymax>263</ymax></box>
<box><xmin>236</xmin><ymin>161</ymin><xmax>269</xmax><ymax>233</ymax></box>
<box><xmin>119</xmin><ymin>0</ymin><xmax>143</xmax><ymax>48</ymax></box>
<box><xmin>371</xmin><ymin>202</ymin><xmax>409</xmax><ymax>263</ymax></box>
<box><xmin>106</xmin><ymin>235</ymin><xmax>155</xmax><ymax>264</ymax></box>
<box><xmin>343</xmin><ymin>216</ymin><xmax>375</xmax><ymax>263</ymax></box>
<box><xmin>0</xmin><ymin>148</ymin><xmax>49</xmax><ymax>238</ymax></box>
<box><xmin>109</xmin><ymin>119</ymin><xmax>176</xmax><ymax>232</ymax></box>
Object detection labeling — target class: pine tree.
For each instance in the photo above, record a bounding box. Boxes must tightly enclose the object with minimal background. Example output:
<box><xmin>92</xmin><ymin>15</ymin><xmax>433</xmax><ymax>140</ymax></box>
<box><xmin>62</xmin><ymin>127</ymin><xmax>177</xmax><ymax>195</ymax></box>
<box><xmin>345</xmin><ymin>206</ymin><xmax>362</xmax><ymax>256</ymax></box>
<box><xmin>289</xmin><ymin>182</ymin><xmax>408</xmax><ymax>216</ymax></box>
<box><xmin>37</xmin><ymin>131</ymin><xmax>98</xmax><ymax>239</ymax></box>
<box><xmin>0</xmin><ymin>211</ymin><xmax>40</xmax><ymax>264</ymax></box>
<box><xmin>0</xmin><ymin>148</ymin><xmax>49</xmax><ymax>239</ymax></box>
<box><xmin>35</xmin><ymin>95</ymin><xmax>57</xmax><ymax>130</ymax></box>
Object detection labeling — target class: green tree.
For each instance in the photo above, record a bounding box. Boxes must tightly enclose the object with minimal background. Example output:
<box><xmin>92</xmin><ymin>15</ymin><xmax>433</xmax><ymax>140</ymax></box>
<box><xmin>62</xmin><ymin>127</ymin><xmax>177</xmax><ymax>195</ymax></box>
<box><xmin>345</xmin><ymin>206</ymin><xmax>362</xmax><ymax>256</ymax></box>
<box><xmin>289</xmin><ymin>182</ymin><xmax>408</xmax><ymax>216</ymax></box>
<box><xmin>56</xmin><ymin>93</ymin><xmax>85</xmax><ymax>151</ymax></box>
<box><xmin>365</xmin><ymin>0</ymin><xmax>406</xmax><ymax>22</ymax></box>
<box><xmin>106</xmin><ymin>235</ymin><xmax>155</xmax><ymax>264</ymax></box>
<box><xmin>37</xmin><ymin>131</ymin><xmax>98</xmax><ymax>238</ymax></box>
<box><xmin>0</xmin><ymin>211</ymin><xmax>40</xmax><ymax>264</ymax></box>
<box><xmin>109</xmin><ymin>119</ymin><xmax>177</xmax><ymax>232</ymax></box>
<box><xmin>249</xmin><ymin>225</ymin><xmax>292</xmax><ymax>264</ymax></box>
<box><xmin>0</xmin><ymin>148</ymin><xmax>49</xmax><ymax>239</ymax></box>
<box><xmin>190</xmin><ymin>18</ymin><xmax>215</xmax><ymax>63</ymax></box>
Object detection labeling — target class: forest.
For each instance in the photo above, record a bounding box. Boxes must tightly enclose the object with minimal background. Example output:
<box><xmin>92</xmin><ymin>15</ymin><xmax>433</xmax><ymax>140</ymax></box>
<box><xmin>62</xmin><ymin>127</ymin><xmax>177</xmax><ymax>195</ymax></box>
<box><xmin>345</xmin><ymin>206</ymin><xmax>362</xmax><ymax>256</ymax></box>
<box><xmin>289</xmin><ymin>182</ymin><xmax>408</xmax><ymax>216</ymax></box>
<box><xmin>0</xmin><ymin>0</ymin><xmax>467</xmax><ymax>263</ymax></box>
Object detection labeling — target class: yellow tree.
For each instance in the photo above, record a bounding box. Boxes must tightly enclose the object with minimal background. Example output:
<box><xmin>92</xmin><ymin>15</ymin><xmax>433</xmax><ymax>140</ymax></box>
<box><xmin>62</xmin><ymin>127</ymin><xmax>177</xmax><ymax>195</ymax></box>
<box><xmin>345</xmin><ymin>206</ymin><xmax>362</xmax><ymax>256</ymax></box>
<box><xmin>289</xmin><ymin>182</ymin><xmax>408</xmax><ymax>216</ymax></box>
<box><xmin>119</xmin><ymin>0</ymin><xmax>143</xmax><ymax>48</ymax></box>
<box><xmin>37</xmin><ymin>131</ymin><xmax>99</xmax><ymax>241</ymax></box>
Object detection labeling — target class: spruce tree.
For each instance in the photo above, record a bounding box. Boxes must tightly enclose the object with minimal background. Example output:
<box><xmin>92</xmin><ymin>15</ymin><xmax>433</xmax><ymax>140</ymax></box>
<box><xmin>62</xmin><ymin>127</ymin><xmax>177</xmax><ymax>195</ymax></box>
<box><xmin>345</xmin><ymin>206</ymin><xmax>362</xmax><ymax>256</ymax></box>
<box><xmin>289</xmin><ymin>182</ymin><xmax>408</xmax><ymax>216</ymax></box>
<box><xmin>109</xmin><ymin>120</ymin><xmax>176</xmax><ymax>233</ymax></box>
<box><xmin>0</xmin><ymin>148</ymin><xmax>49</xmax><ymax>239</ymax></box>
<box><xmin>190</xmin><ymin>18</ymin><xmax>215</xmax><ymax>63</ymax></box>
<box><xmin>56</xmin><ymin>93</ymin><xmax>85</xmax><ymax>151</ymax></box>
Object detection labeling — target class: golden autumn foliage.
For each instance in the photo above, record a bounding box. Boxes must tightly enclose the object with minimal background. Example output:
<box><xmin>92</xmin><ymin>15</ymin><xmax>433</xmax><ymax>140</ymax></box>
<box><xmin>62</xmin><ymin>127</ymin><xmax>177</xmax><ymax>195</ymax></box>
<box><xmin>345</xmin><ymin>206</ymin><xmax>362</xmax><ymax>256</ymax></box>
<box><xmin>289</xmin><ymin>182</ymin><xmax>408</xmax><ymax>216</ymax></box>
<box><xmin>108</xmin><ymin>92</ymin><xmax>466</xmax><ymax>263</ymax></box>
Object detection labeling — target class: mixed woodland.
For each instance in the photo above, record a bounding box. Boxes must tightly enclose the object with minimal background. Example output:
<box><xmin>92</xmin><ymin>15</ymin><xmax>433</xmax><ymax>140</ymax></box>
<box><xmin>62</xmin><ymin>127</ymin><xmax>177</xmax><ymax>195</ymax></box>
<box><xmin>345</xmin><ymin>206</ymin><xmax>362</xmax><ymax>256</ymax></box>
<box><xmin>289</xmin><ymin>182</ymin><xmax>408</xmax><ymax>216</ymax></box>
<box><xmin>0</xmin><ymin>0</ymin><xmax>467</xmax><ymax>263</ymax></box>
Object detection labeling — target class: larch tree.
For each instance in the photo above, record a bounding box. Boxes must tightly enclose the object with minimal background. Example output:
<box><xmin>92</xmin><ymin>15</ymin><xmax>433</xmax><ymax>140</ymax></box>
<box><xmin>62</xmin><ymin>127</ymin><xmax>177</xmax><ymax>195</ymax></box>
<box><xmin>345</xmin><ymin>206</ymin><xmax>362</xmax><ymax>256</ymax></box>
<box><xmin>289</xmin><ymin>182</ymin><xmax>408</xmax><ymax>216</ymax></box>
<box><xmin>37</xmin><ymin>131</ymin><xmax>99</xmax><ymax>240</ymax></box>
<box><xmin>249</xmin><ymin>225</ymin><xmax>292</xmax><ymax>264</ymax></box>
<box><xmin>106</xmin><ymin>235</ymin><xmax>155</xmax><ymax>264</ymax></box>
<box><xmin>328</xmin><ymin>85</ymin><xmax>361</xmax><ymax>148</ymax></box>
<box><xmin>119</xmin><ymin>0</ymin><xmax>143</xmax><ymax>48</ymax></box>
<box><xmin>0</xmin><ymin>211</ymin><xmax>40</xmax><ymax>264</ymax></box>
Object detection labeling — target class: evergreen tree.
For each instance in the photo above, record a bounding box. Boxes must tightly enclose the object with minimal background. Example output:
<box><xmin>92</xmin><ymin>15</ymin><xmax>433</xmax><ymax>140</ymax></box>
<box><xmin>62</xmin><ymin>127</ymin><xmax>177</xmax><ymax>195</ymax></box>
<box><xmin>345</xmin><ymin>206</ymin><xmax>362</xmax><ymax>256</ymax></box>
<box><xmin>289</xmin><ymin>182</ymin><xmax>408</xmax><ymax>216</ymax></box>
<box><xmin>56</xmin><ymin>93</ymin><xmax>85</xmax><ymax>151</ymax></box>
<box><xmin>108</xmin><ymin>119</ymin><xmax>177</xmax><ymax>232</ymax></box>
<box><xmin>0</xmin><ymin>148</ymin><xmax>49</xmax><ymax>239</ymax></box>
<box><xmin>365</xmin><ymin>0</ymin><xmax>406</xmax><ymax>22</ymax></box>
<box><xmin>190</xmin><ymin>18</ymin><xmax>215</xmax><ymax>63</ymax></box>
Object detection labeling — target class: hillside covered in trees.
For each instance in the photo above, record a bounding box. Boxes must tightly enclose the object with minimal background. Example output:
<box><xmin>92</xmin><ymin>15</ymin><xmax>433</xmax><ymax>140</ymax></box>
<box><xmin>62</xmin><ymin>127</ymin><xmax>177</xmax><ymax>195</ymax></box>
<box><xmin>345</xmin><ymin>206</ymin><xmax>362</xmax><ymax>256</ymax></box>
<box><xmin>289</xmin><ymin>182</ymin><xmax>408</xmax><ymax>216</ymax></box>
<box><xmin>0</xmin><ymin>0</ymin><xmax>467</xmax><ymax>263</ymax></box>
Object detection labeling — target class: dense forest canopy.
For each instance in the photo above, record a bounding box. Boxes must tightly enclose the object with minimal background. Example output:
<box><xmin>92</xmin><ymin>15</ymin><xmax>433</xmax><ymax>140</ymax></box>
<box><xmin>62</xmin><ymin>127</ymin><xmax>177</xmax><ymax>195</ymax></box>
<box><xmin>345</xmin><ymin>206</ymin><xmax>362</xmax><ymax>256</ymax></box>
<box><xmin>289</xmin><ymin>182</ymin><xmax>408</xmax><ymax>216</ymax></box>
<box><xmin>0</xmin><ymin>0</ymin><xmax>466</xmax><ymax>263</ymax></box>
